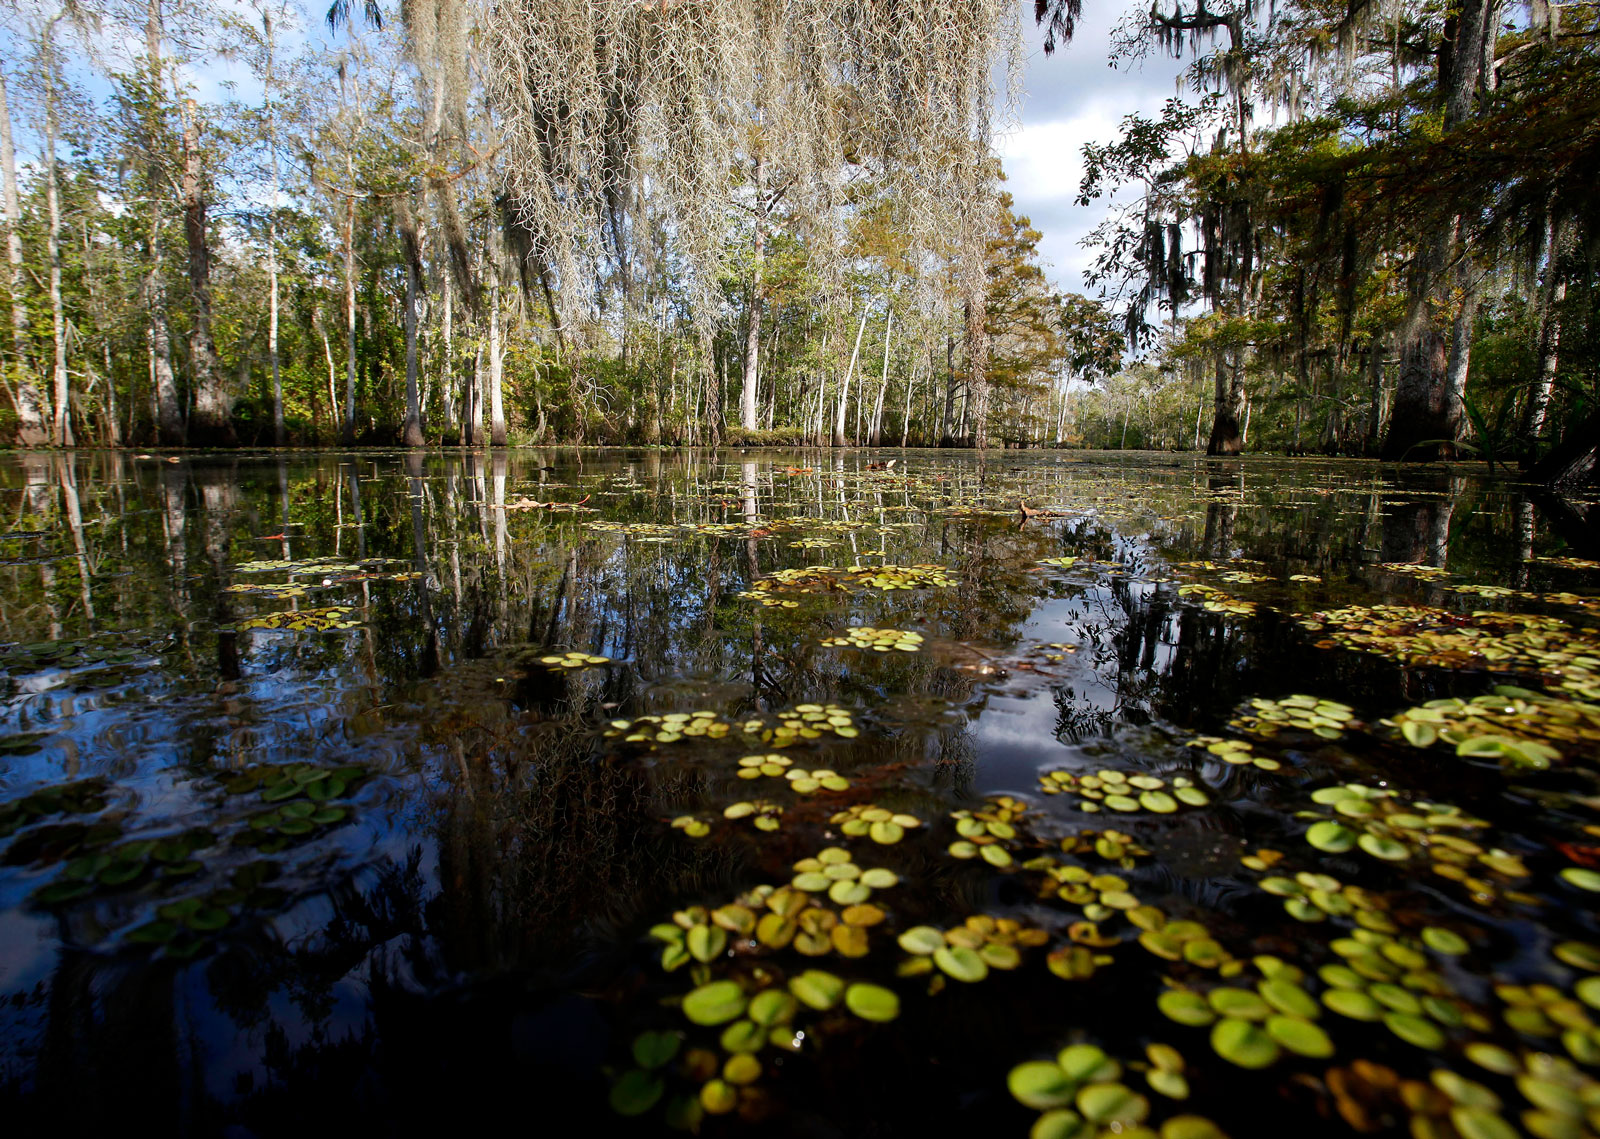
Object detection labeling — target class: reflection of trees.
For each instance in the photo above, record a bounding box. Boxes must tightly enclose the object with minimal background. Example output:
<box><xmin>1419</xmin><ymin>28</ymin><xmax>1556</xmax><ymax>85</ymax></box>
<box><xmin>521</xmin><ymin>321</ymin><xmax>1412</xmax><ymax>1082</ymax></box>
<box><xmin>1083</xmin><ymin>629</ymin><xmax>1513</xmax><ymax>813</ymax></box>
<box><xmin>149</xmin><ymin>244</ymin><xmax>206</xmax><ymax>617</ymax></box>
<box><xmin>0</xmin><ymin>451</ymin><xmax>1514</xmax><ymax>1127</ymax></box>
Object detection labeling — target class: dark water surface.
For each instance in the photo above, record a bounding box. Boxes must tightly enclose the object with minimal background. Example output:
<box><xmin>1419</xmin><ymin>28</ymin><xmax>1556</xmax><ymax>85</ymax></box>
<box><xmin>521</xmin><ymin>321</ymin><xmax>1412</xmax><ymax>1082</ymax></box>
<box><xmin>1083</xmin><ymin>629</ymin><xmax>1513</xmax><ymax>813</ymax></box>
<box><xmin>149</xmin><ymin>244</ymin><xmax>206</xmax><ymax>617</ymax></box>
<box><xmin>1</xmin><ymin>449</ymin><xmax>1598</xmax><ymax>1137</ymax></box>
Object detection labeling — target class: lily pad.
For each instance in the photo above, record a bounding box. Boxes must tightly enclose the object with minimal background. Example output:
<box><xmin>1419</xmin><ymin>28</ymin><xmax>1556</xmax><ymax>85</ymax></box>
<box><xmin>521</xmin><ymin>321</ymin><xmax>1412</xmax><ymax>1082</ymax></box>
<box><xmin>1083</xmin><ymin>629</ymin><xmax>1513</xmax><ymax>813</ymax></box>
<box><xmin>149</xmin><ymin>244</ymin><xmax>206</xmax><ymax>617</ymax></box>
<box><xmin>682</xmin><ymin>980</ymin><xmax>747</xmax><ymax>1026</ymax></box>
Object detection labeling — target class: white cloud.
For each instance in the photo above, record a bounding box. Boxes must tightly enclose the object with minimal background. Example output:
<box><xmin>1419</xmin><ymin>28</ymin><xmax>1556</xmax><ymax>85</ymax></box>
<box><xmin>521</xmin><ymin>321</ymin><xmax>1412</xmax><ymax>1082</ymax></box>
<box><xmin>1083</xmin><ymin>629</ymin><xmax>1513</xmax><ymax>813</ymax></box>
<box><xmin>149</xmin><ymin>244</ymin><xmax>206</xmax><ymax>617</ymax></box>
<box><xmin>1004</xmin><ymin>0</ymin><xmax>1188</xmax><ymax>297</ymax></box>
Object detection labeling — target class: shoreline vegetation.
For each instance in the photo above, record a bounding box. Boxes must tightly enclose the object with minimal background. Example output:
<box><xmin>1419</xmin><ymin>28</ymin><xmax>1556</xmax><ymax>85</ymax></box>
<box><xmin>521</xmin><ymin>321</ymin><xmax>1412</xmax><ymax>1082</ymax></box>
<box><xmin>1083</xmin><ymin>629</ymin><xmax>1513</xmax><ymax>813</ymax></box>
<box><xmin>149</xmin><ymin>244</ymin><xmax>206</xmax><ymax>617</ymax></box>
<box><xmin>0</xmin><ymin>1</ymin><xmax>1595</xmax><ymax>481</ymax></box>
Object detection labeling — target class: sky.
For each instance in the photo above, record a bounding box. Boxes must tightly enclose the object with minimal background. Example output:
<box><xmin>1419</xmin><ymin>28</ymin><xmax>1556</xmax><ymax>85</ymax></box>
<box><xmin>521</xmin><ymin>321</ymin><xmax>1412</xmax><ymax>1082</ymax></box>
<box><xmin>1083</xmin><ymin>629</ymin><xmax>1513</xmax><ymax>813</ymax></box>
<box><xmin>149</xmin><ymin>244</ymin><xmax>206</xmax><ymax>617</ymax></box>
<box><xmin>1001</xmin><ymin>0</ymin><xmax>1187</xmax><ymax>299</ymax></box>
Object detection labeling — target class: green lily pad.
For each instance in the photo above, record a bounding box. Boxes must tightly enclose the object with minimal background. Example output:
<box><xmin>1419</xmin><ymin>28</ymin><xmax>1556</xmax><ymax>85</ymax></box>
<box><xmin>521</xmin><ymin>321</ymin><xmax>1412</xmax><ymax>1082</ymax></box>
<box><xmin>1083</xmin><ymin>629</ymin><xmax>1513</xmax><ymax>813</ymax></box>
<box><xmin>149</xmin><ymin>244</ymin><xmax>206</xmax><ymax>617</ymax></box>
<box><xmin>844</xmin><ymin>983</ymin><xmax>899</xmax><ymax>1022</ymax></box>
<box><xmin>1358</xmin><ymin>834</ymin><xmax>1411</xmax><ymax>861</ymax></box>
<box><xmin>1384</xmin><ymin>1011</ymin><xmax>1445</xmax><ymax>1049</ymax></box>
<box><xmin>1449</xmin><ymin>1106</ymin><xmax>1520</xmax><ymax>1139</ymax></box>
<box><xmin>1077</xmin><ymin>1082</ymin><xmax>1149</xmax><ymax>1125</ymax></box>
<box><xmin>1208</xmin><ymin>988</ymin><xmax>1270</xmax><ymax>1020</ymax></box>
<box><xmin>1323</xmin><ymin>988</ymin><xmax>1383</xmax><ymax>1021</ymax></box>
<box><xmin>1057</xmin><ymin>1043</ymin><xmax>1115</xmax><ymax>1082</ymax></box>
<box><xmin>1158</xmin><ymin>990</ymin><xmax>1216</xmax><ymax>1027</ymax></box>
<box><xmin>1259</xmin><ymin>979</ymin><xmax>1319</xmax><ymax>1019</ymax></box>
<box><xmin>1560</xmin><ymin>868</ymin><xmax>1600</xmax><ymax>892</ymax></box>
<box><xmin>1008</xmin><ymin>1061</ymin><xmax>1076</xmax><ymax>1110</ymax></box>
<box><xmin>1307</xmin><ymin>821</ymin><xmax>1356</xmax><ymax>853</ymax></box>
<box><xmin>609</xmin><ymin>1069</ymin><xmax>664</xmax><ymax>1116</ymax></box>
<box><xmin>789</xmin><ymin>969</ymin><xmax>845</xmax><ymax>1010</ymax></box>
<box><xmin>898</xmin><ymin>926</ymin><xmax>945</xmax><ymax>955</ymax></box>
<box><xmin>632</xmin><ymin>1030</ymin><xmax>680</xmax><ymax>1070</ymax></box>
<box><xmin>1211</xmin><ymin>1017</ymin><xmax>1279</xmax><ymax>1068</ymax></box>
<box><xmin>1030</xmin><ymin>1109</ymin><xmax>1090</xmax><ymax>1139</ymax></box>
<box><xmin>1266</xmin><ymin>1015</ymin><xmax>1334</xmax><ymax>1057</ymax></box>
<box><xmin>1421</xmin><ymin>927</ymin><xmax>1469</xmax><ymax>955</ymax></box>
<box><xmin>748</xmin><ymin>989</ymin><xmax>797</xmax><ymax>1027</ymax></box>
<box><xmin>934</xmin><ymin>945</ymin><xmax>988</xmax><ymax>983</ymax></box>
<box><xmin>682</xmin><ymin>980</ymin><xmax>747</xmax><ymax>1026</ymax></box>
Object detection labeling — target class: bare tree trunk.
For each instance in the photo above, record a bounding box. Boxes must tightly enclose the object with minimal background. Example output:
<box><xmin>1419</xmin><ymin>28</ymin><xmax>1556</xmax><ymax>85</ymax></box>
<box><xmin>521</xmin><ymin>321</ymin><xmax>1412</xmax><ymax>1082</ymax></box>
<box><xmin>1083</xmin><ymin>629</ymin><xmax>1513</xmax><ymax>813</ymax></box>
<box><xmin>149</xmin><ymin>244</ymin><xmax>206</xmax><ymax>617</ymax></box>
<box><xmin>741</xmin><ymin>153</ymin><xmax>764</xmax><ymax>433</ymax></box>
<box><xmin>395</xmin><ymin>195</ymin><xmax>426</xmax><ymax>447</ymax></box>
<box><xmin>0</xmin><ymin>66</ymin><xmax>45</xmax><ymax>445</ymax></box>
<box><xmin>42</xmin><ymin>27</ymin><xmax>71</xmax><ymax>447</ymax></box>
<box><xmin>964</xmin><ymin>287</ymin><xmax>990</xmax><ymax>449</ymax></box>
<box><xmin>441</xmin><ymin>266</ymin><xmax>455</xmax><ymax>437</ymax></box>
<box><xmin>900</xmin><ymin>345</ymin><xmax>917</xmax><ymax>447</ymax></box>
<box><xmin>834</xmin><ymin>306</ymin><xmax>868</xmax><ymax>446</ymax></box>
<box><xmin>488</xmin><ymin>226</ymin><xmax>506</xmax><ymax>446</ymax></box>
<box><xmin>264</xmin><ymin>12</ymin><xmax>283</xmax><ymax>446</ymax></box>
<box><xmin>1522</xmin><ymin>214</ymin><xmax>1565</xmax><ymax>450</ymax></box>
<box><xmin>144</xmin><ymin>0</ymin><xmax>182</xmax><ymax>446</ymax></box>
<box><xmin>1365</xmin><ymin>338</ymin><xmax>1385</xmax><ymax>453</ymax></box>
<box><xmin>318</xmin><ymin>309</ymin><xmax>337</xmax><ymax>434</ymax></box>
<box><xmin>341</xmin><ymin>127</ymin><xmax>358</xmax><ymax>441</ymax></box>
<box><xmin>940</xmin><ymin>333</ymin><xmax>955</xmax><ymax>443</ymax></box>
<box><xmin>870</xmin><ymin>307</ymin><xmax>891</xmax><ymax>446</ymax></box>
<box><xmin>182</xmin><ymin>99</ymin><xmax>230</xmax><ymax>443</ymax></box>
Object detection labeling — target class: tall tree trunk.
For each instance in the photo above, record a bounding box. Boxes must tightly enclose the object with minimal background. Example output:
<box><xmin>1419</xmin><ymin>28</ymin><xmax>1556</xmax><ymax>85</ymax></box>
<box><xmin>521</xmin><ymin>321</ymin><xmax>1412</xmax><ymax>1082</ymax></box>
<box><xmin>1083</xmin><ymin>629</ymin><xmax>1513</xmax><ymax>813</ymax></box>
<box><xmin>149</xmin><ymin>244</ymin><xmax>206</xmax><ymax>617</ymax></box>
<box><xmin>940</xmin><ymin>333</ymin><xmax>955</xmax><ymax>443</ymax></box>
<box><xmin>1365</xmin><ymin>338</ymin><xmax>1385</xmax><ymax>453</ymax></box>
<box><xmin>0</xmin><ymin>67</ymin><xmax>45</xmax><ymax>445</ymax></box>
<box><xmin>182</xmin><ymin>99</ymin><xmax>230</xmax><ymax>443</ymax></box>
<box><xmin>964</xmin><ymin>287</ymin><xmax>990</xmax><ymax>449</ymax></box>
<box><xmin>395</xmin><ymin>195</ymin><xmax>426</xmax><ymax>447</ymax></box>
<box><xmin>1522</xmin><ymin>214</ymin><xmax>1565</xmax><ymax>450</ymax></box>
<box><xmin>1206</xmin><ymin>351</ymin><xmax>1245</xmax><ymax>454</ymax></box>
<box><xmin>42</xmin><ymin>28</ymin><xmax>71</xmax><ymax>447</ymax></box>
<box><xmin>145</xmin><ymin>0</ymin><xmax>182</xmax><ymax>446</ymax></box>
<box><xmin>1382</xmin><ymin>0</ymin><xmax>1501</xmax><ymax>461</ymax></box>
<box><xmin>341</xmin><ymin>152</ymin><xmax>358</xmax><ymax>442</ymax></box>
<box><xmin>870</xmin><ymin>308</ymin><xmax>892</xmax><ymax>446</ymax></box>
<box><xmin>834</xmin><ymin>307</ymin><xmax>868</xmax><ymax>447</ymax></box>
<box><xmin>741</xmin><ymin>153</ymin><xmax>765</xmax><ymax>433</ymax></box>
<box><xmin>488</xmin><ymin>226</ymin><xmax>506</xmax><ymax>445</ymax></box>
<box><xmin>264</xmin><ymin>12</ymin><xmax>283</xmax><ymax>446</ymax></box>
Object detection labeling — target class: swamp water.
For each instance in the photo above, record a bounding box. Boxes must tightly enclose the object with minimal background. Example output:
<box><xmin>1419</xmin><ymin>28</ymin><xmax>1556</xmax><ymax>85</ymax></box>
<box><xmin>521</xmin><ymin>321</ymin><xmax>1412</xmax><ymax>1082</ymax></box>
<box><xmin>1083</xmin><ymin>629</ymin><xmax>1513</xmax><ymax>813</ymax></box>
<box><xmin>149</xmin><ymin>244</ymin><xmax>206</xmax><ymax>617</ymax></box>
<box><xmin>0</xmin><ymin>449</ymin><xmax>1598</xmax><ymax>1138</ymax></box>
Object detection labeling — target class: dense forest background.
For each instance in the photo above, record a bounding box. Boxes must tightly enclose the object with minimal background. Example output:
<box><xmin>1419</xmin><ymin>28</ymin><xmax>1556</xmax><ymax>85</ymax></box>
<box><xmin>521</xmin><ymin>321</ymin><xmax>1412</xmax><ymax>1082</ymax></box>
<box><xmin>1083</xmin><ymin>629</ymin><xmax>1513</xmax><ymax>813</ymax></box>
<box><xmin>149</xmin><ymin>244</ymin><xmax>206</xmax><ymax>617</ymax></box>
<box><xmin>0</xmin><ymin>0</ymin><xmax>1594</xmax><ymax>470</ymax></box>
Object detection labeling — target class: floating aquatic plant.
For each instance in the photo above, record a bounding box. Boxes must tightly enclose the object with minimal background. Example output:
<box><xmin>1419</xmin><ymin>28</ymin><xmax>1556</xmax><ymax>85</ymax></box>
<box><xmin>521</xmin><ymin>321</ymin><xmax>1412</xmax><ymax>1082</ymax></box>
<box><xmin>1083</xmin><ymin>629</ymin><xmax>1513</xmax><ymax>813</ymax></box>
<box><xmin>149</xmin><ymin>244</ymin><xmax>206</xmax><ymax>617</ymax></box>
<box><xmin>1230</xmin><ymin>695</ymin><xmax>1355</xmax><ymax>740</ymax></box>
<box><xmin>1038</xmin><ymin>768</ymin><xmax>1209</xmax><ymax>814</ymax></box>
<box><xmin>819</xmin><ymin>626</ymin><xmax>924</xmax><ymax>653</ymax></box>
<box><xmin>1386</xmin><ymin>686</ymin><xmax>1600</xmax><ymax>768</ymax></box>
<box><xmin>538</xmin><ymin>650</ymin><xmax>610</xmax><ymax>669</ymax></box>
<box><xmin>1178</xmin><ymin>583</ymin><xmax>1258</xmax><ymax>616</ymax></box>
<box><xmin>239</xmin><ymin>606</ymin><xmax>361</xmax><ymax>631</ymax></box>
<box><xmin>604</xmin><ymin>703</ymin><xmax>860</xmax><ymax>747</ymax></box>
<box><xmin>829</xmin><ymin>804</ymin><xmax>922</xmax><ymax>843</ymax></box>
<box><xmin>1186</xmin><ymin>736</ymin><xmax>1282</xmax><ymax>772</ymax></box>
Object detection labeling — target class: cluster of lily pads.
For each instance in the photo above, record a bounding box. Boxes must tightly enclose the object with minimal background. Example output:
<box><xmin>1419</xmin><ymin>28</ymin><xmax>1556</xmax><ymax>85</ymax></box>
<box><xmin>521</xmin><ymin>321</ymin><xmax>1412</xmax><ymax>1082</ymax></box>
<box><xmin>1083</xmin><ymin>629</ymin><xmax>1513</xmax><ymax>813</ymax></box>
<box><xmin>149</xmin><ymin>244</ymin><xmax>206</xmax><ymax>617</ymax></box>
<box><xmin>947</xmin><ymin>796</ymin><xmax>1030</xmax><ymax>864</ymax></box>
<box><xmin>740</xmin><ymin>562</ymin><xmax>957</xmax><ymax>603</ymax></box>
<box><xmin>1230</xmin><ymin>694</ymin><xmax>1355</xmax><ymax>740</ymax></box>
<box><xmin>897</xmin><ymin>915</ymin><xmax>1050</xmax><ymax>983</ymax></box>
<box><xmin>828</xmin><ymin>804</ymin><xmax>922</xmax><ymax>844</ymax></box>
<box><xmin>1300</xmin><ymin>783</ymin><xmax>1508</xmax><ymax>871</ymax></box>
<box><xmin>1038</xmin><ymin>768</ymin><xmax>1209</xmax><ymax>814</ymax></box>
<box><xmin>1185</xmin><ymin>736</ymin><xmax>1283</xmax><ymax>772</ymax></box>
<box><xmin>819</xmin><ymin>626</ymin><xmax>924</xmax><ymax>652</ymax></box>
<box><xmin>1177</xmin><ymin>583</ymin><xmax>1258</xmax><ymax>616</ymax></box>
<box><xmin>0</xmin><ymin>777</ymin><xmax>108</xmax><ymax>839</ymax></box>
<box><xmin>1007</xmin><ymin>1042</ymin><xmax>1230</xmax><ymax>1139</ymax></box>
<box><xmin>32</xmin><ymin>827</ymin><xmax>216</xmax><ymax>906</ymax></box>
<box><xmin>239</xmin><ymin>606</ymin><xmax>362</xmax><ymax>632</ymax></box>
<box><xmin>0</xmin><ymin>636</ymin><xmax>156</xmax><ymax>677</ymax></box>
<box><xmin>1386</xmin><ymin>685</ymin><xmax>1600</xmax><ymax>768</ymax></box>
<box><xmin>1295</xmin><ymin>604</ymin><xmax>1600</xmax><ymax>701</ymax></box>
<box><xmin>605</xmin><ymin>702</ymin><xmax>860</xmax><ymax>747</ymax></box>
<box><xmin>536</xmin><ymin>649</ymin><xmax>610</xmax><ymax>670</ymax></box>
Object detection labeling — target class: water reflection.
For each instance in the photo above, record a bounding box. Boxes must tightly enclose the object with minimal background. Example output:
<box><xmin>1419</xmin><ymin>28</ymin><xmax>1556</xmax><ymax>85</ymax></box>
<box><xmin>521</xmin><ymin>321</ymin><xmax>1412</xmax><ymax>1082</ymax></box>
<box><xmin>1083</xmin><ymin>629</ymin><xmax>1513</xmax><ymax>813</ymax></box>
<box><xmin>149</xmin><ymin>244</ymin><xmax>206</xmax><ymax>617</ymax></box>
<box><xmin>0</xmin><ymin>450</ymin><xmax>1591</xmax><ymax>1133</ymax></box>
